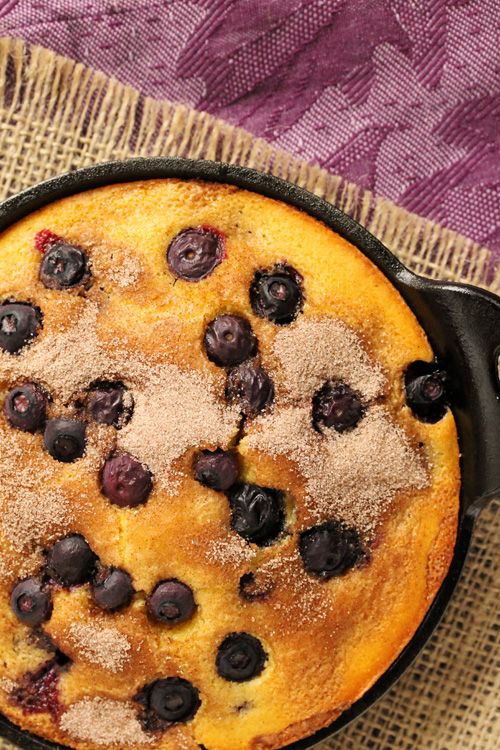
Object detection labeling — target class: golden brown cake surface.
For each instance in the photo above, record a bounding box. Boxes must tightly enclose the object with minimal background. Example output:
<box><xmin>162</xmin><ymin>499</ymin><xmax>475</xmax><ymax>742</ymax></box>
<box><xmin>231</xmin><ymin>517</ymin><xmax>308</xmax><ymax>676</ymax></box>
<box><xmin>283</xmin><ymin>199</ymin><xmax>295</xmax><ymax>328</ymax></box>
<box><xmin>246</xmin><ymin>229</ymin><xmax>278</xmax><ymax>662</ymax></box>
<box><xmin>0</xmin><ymin>179</ymin><xmax>459</xmax><ymax>750</ymax></box>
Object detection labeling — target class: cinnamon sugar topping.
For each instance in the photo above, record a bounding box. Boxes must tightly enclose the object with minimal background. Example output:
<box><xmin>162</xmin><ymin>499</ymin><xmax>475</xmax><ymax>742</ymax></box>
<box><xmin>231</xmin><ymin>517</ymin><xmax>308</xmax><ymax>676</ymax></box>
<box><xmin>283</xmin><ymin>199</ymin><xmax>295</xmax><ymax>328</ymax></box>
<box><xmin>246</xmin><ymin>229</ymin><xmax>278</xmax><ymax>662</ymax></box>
<box><xmin>1</xmin><ymin>488</ymin><xmax>71</xmax><ymax>550</ymax></box>
<box><xmin>273</xmin><ymin>317</ymin><xmax>385</xmax><ymax>403</ymax></box>
<box><xmin>0</xmin><ymin>303</ymin><xmax>111</xmax><ymax>399</ymax></box>
<box><xmin>203</xmin><ymin>536</ymin><xmax>256</xmax><ymax>566</ymax></box>
<box><xmin>118</xmin><ymin>365</ymin><xmax>240</xmax><ymax>492</ymax></box>
<box><xmin>76</xmin><ymin>232</ymin><xmax>143</xmax><ymax>290</ymax></box>
<box><xmin>60</xmin><ymin>698</ymin><xmax>151</xmax><ymax>746</ymax></box>
<box><xmin>237</xmin><ymin>317</ymin><xmax>429</xmax><ymax>536</ymax></box>
<box><xmin>0</xmin><ymin>426</ymin><xmax>72</xmax><ymax>571</ymax></box>
<box><xmin>67</xmin><ymin>623</ymin><xmax>131</xmax><ymax>673</ymax></box>
<box><xmin>105</xmin><ymin>254</ymin><xmax>142</xmax><ymax>289</ymax></box>
<box><xmin>257</xmin><ymin>553</ymin><xmax>332</xmax><ymax>629</ymax></box>
<box><xmin>244</xmin><ymin>405</ymin><xmax>428</xmax><ymax>536</ymax></box>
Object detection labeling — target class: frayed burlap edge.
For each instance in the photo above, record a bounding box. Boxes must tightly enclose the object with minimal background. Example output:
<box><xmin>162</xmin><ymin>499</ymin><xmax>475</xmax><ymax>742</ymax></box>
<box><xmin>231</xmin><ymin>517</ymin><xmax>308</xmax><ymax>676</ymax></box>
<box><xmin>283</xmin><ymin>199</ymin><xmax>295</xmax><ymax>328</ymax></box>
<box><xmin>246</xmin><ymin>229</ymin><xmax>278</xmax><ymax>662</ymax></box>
<box><xmin>0</xmin><ymin>37</ymin><xmax>498</xmax><ymax>292</ymax></box>
<box><xmin>0</xmin><ymin>36</ymin><xmax>498</xmax><ymax>750</ymax></box>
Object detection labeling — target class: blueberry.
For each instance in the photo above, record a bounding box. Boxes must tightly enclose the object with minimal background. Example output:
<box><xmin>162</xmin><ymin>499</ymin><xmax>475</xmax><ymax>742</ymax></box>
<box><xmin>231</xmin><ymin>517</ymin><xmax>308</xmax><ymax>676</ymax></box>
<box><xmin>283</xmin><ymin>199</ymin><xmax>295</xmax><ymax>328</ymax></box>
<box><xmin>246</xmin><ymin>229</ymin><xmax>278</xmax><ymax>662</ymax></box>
<box><xmin>299</xmin><ymin>521</ymin><xmax>365</xmax><ymax>579</ymax></box>
<box><xmin>10</xmin><ymin>655</ymin><xmax>67</xmax><ymax>719</ymax></box>
<box><xmin>312</xmin><ymin>382</ymin><xmax>364</xmax><ymax>433</ymax></box>
<box><xmin>405</xmin><ymin>361</ymin><xmax>448</xmax><ymax>422</ymax></box>
<box><xmin>228</xmin><ymin>483</ymin><xmax>284</xmax><ymax>546</ymax></box>
<box><xmin>226</xmin><ymin>362</ymin><xmax>274</xmax><ymax>417</ymax></box>
<box><xmin>44</xmin><ymin>418</ymin><xmax>86</xmax><ymax>462</ymax></box>
<box><xmin>239</xmin><ymin>572</ymin><xmax>274</xmax><ymax>602</ymax></box>
<box><xmin>140</xmin><ymin>678</ymin><xmax>201</xmax><ymax>724</ymax></box>
<box><xmin>87</xmin><ymin>382</ymin><xmax>132</xmax><ymax>428</ymax></box>
<box><xmin>204</xmin><ymin>315</ymin><xmax>257</xmax><ymax>367</ymax></box>
<box><xmin>167</xmin><ymin>227</ymin><xmax>224</xmax><ymax>281</ymax></box>
<box><xmin>0</xmin><ymin>303</ymin><xmax>42</xmax><ymax>354</ymax></box>
<box><xmin>147</xmin><ymin>579</ymin><xmax>197</xmax><ymax>625</ymax></box>
<box><xmin>4</xmin><ymin>383</ymin><xmax>47</xmax><ymax>432</ymax></box>
<box><xmin>193</xmin><ymin>449</ymin><xmax>239</xmax><ymax>491</ymax></box>
<box><xmin>46</xmin><ymin>535</ymin><xmax>97</xmax><ymax>587</ymax></box>
<box><xmin>91</xmin><ymin>567</ymin><xmax>135</xmax><ymax>611</ymax></box>
<box><xmin>39</xmin><ymin>241</ymin><xmax>90</xmax><ymax>290</ymax></box>
<box><xmin>250</xmin><ymin>264</ymin><xmax>303</xmax><ymax>324</ymax></box>
<box><xmin>101</xmin><ymin>452</ymin><xmax>153</xmax><ymax>508</ymax></box>
<box><xmin>216</xmin><ymin>633</ymin><xmax>267</xmax><ymax>682</ymax></box>
<box><xmin>10</xmin><ymin>578</ymin><xmax>52</xmax><ymax>626</ymax></box>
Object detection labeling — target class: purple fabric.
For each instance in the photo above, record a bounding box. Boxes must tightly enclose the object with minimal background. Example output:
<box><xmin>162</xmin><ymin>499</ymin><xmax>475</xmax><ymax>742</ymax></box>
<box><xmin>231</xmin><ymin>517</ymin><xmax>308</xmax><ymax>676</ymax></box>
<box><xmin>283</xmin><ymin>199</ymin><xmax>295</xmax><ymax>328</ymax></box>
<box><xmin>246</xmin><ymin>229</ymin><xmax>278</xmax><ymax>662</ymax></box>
<box><xmin>1</xmin><ymin>0</ymin><xmax>498</xmax><ymax>259</ymax></box>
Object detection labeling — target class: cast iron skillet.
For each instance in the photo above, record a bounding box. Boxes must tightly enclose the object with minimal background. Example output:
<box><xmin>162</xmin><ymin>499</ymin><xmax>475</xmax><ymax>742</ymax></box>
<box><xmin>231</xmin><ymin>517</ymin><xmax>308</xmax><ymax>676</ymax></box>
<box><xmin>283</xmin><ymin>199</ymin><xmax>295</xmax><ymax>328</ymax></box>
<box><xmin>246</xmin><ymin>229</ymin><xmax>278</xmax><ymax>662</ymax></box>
<box><xmin>0</xmin><ymin>158</ymin><xmax>499</xmax><ymax>750</ymax></box>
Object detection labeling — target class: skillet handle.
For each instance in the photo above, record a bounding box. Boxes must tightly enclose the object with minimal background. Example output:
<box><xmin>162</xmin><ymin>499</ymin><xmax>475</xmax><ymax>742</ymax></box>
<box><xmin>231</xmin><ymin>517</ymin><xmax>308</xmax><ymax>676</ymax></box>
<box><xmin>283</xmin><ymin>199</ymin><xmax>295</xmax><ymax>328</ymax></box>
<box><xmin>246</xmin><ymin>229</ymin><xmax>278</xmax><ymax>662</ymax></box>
<box><xmin>408</xmin><ymin>281</ymin><xmax>500</xmax><ymax>514</ymax></box>
<box><xmin>459</xmin><ymin>286</ymin><xmax>500</xmax><ymax>509</ymax></box>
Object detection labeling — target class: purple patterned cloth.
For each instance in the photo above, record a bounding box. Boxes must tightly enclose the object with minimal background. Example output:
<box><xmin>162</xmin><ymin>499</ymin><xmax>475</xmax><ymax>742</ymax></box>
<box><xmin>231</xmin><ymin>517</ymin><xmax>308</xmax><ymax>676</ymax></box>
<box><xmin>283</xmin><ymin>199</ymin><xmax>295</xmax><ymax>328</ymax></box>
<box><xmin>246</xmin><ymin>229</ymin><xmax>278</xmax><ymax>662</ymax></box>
<box><xmin>1</xmin><ymin>0</ymin><xmax>498</xmax><ymax>258</ymax></box>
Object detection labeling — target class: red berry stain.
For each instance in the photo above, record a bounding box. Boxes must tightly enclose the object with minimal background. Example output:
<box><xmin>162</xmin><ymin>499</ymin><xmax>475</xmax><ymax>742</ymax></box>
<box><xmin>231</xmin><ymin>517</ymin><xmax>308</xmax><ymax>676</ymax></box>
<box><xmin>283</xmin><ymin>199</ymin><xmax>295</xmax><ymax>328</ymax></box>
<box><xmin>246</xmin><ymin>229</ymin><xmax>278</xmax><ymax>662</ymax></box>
<box><xmin>201</xmin><ymin>224</ymin><xmax>227</xmax><ymax>259</ymax></box>
<box><xmin>10</xmin><ymin>657</ymin><xmax>65</xmax><ymax>720</ymax></box>
<box><xmin>35</xmin><ymin>229</ymin><xmax>63</xmax><ymax>254</ymax></box>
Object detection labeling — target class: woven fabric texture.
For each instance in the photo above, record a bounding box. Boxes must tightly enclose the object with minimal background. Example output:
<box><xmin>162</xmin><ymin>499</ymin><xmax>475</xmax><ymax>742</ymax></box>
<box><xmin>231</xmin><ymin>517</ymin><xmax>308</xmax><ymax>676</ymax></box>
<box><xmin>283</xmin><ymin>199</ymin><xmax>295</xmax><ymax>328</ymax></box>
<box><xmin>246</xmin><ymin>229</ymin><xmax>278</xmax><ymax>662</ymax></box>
<box><xmin>0</xmin><ymin>0</ymin><xmax>498</xmax><ymax>259</ymax></box>
<box><xmin>0</xmin><ymin>36</ymin><xmax>498</xmax><ymax>750</ymax></box>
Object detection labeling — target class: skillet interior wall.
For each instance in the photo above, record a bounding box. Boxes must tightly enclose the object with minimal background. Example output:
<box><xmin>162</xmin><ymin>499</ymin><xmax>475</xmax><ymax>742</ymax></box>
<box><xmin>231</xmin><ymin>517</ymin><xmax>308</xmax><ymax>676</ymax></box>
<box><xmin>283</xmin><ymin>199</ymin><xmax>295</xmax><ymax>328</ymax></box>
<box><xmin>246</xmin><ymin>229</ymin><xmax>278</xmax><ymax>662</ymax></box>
<box><xmin>0</xmin><ymin>36</ymin><xmax>497</xmax><ymax>750</ymax></box>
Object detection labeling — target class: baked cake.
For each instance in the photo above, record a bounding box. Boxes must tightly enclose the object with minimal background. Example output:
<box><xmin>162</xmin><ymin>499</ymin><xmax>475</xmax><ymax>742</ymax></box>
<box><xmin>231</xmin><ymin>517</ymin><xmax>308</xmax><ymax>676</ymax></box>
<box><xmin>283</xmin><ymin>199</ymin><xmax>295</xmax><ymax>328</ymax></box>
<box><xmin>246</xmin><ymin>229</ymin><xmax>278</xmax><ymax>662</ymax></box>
<box><xmin>0</xmin><ymin>179</ymin><xmax>460</xmax><ymax>750</ymax></box>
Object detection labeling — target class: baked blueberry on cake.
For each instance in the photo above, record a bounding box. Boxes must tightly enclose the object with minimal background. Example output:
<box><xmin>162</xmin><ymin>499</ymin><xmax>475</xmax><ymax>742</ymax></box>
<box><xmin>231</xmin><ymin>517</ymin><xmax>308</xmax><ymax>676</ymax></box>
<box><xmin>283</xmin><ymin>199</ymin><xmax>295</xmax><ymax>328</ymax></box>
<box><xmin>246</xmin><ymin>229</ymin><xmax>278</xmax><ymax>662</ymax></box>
<box><xmin>0</xmin><ymin>180</ymin><xmax>460</xmax><ymax>750</ymax></box>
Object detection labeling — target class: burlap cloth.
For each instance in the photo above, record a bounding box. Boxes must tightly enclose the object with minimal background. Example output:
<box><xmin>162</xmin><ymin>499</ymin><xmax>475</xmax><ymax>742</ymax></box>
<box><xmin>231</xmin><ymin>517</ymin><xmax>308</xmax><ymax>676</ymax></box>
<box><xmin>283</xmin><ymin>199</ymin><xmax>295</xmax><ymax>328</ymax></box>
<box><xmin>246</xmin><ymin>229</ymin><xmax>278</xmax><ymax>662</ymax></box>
<box><xmin>0</xmin><ymin>37</ymin><xmax>498</xmax><ymax>750</ymax></box>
